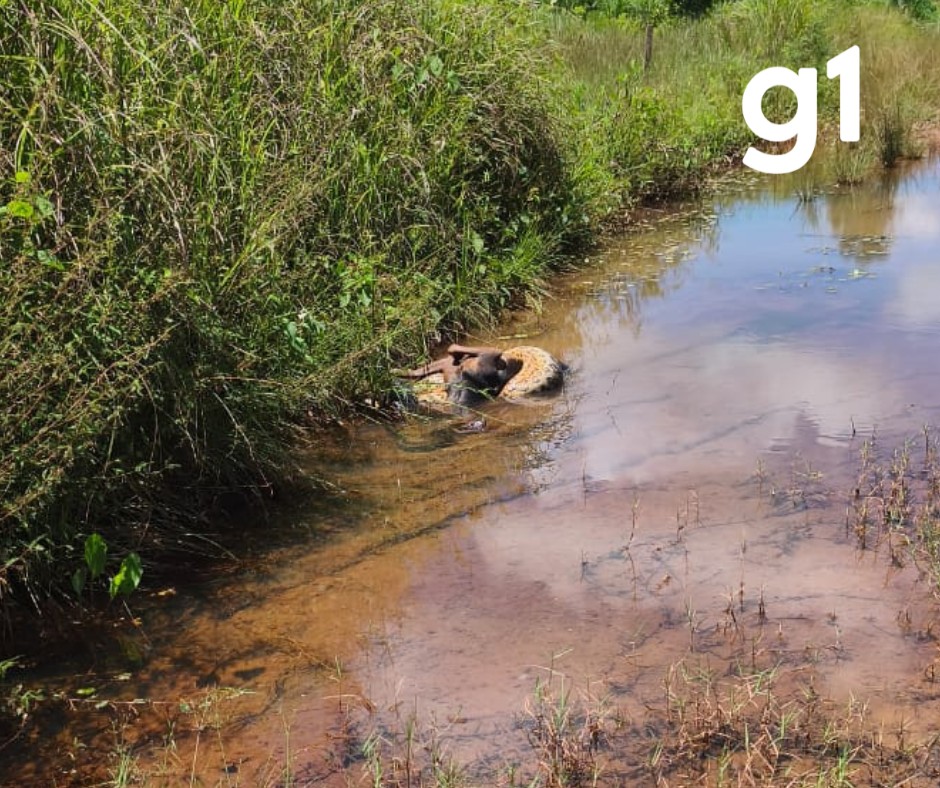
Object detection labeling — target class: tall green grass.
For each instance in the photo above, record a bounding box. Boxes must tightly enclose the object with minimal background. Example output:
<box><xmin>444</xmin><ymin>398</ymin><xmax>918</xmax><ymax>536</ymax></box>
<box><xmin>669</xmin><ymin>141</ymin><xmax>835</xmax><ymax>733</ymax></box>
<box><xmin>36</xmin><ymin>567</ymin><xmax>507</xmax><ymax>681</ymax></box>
<box><xmin>548</xmin><ymin>0</ymin><xmax>940</xmax><ymax>205</ymax></box>
<box><xmin>0</xmin><ymin>0</ymin><xmax>585</xmax><ymax>613</ymax></box>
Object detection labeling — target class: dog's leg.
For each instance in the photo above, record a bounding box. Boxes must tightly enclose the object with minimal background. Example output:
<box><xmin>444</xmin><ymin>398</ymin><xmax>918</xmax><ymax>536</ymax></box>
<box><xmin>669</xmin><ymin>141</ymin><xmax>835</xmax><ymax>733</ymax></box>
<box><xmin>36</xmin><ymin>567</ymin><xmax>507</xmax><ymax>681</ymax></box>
<box><xmin>396</xmin><ymin>356</ymin><xmax>455</xmax><ymax>380</ymax></box>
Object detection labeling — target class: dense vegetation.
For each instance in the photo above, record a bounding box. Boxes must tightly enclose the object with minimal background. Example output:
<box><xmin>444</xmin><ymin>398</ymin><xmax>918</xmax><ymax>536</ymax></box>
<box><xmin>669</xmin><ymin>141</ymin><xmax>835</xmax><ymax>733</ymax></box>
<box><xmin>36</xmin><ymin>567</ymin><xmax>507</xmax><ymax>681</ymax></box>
<box><xmin>0</xmin><ymin>0</ymin><xmax>586</xmax><ymax>615</ymax></box>
<box><xmin>1</xmin><ymin>0</ymin><xmax>939</xmax><ymax>624</ymax></box>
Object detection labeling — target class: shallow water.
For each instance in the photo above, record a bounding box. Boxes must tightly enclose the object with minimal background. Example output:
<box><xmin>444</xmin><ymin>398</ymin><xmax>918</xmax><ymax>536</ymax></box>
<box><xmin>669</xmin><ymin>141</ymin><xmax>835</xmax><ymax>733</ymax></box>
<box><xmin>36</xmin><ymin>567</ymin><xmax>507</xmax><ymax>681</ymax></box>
<box><xmin>9</xmin><ymin>160</ymin><xmax>940</xmax><ymax>785</ymax></box>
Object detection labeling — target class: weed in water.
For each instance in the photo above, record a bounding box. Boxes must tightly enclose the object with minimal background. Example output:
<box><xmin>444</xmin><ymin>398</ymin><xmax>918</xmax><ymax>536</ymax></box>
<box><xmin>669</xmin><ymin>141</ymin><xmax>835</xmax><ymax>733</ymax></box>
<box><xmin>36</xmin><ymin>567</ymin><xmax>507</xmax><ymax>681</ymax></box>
<box><xmin>524</xmin><ymin>672</ymin><xmax>610</xmax><ymax>787</ymax></box>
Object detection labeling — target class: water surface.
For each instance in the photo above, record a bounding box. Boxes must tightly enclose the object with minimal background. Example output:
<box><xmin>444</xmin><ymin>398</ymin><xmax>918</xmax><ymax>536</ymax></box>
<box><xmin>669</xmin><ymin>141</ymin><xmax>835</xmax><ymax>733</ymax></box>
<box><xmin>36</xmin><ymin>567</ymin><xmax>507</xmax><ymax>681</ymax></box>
<box><xmin>10</xmin><ymin>160</ymin><xmax>940</xmax><ymax>785</ymax></box>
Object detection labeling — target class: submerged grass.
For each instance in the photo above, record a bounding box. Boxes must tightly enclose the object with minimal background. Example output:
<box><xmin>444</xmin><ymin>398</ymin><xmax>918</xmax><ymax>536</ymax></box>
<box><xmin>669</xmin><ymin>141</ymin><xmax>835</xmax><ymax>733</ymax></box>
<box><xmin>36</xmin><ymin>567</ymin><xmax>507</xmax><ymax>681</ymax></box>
<box><xmin>850</xmin><ymin>428</ymin><xmax>940</xmax><ymax>594</ymax></box>
<box><xmin>41</xmin><ymin>654</ymin><xmax>939</xmax><ymax>786</ymax></box>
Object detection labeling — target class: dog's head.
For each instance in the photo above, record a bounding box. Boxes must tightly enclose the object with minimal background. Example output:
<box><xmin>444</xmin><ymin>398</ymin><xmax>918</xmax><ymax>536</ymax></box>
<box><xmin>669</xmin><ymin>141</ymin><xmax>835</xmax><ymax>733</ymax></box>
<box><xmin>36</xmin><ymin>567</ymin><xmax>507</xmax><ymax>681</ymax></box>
<box><xmin>446</xmin><ymin>347</ymin><xmax>512</xmax><ymax>406</ymax></box>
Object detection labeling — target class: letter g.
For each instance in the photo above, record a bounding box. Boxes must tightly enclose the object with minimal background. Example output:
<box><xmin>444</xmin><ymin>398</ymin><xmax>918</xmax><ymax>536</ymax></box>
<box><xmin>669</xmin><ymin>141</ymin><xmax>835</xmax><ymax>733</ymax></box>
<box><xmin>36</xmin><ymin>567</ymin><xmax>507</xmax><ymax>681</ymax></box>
<box><xmin>742</xmin><ymin>66</ymin><xmax>818</xmax><ymax>175</ymax></box>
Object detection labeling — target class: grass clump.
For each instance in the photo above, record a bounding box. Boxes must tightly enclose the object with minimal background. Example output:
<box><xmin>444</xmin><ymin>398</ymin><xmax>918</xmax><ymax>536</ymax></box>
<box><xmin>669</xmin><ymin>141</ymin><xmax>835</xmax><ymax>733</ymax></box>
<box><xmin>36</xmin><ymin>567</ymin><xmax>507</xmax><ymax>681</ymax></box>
<box><xmin>523</xmin><ymin>674</ymin><xmax>612</xmax><ymax>787</ymax></box>
<box><xmin>647</xmin><ymin>659</ymin><xmax>940</xmax><ymax>785</ymax></box>
<box><xmin>849</xmin><ymin>429</ymin><xmax>940</xmax><ymax>588</ymax></box>
<box><xmin>0</xmin><ymin>0</ymin><xmax>585</xmax><ymax>619</ymax></box>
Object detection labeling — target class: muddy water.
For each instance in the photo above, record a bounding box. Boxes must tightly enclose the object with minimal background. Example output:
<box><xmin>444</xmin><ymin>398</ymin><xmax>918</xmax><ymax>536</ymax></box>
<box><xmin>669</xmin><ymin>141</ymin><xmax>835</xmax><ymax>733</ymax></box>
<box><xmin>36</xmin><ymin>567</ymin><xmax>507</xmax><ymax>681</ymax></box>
<box><xmin>11</xmin><ymin>160</ymin><xmax>940</xmax><ymax>785</ymax></box>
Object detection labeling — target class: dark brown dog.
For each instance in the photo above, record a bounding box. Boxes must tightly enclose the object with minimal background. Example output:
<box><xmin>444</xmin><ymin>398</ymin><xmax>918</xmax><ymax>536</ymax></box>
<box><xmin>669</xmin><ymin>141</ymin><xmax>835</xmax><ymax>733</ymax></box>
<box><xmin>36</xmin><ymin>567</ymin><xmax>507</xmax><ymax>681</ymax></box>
<box><xmin>400</xmin><ymin>345</ymin><xmax>512</xmax><ymax>406</ymax></box>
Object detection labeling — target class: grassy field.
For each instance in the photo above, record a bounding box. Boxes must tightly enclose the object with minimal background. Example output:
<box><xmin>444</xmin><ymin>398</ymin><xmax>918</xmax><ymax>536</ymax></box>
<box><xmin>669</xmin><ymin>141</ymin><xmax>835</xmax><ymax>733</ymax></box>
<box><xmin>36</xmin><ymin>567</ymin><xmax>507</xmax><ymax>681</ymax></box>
<box><xmin>1</xmin><ymin>0</ymin><xmax>939</xmax><ymax>628</ymax></box>
<box><xmin>550</xmin><ymin>0</ymin><xmax>940</xmax><ymax>207</ymax></box>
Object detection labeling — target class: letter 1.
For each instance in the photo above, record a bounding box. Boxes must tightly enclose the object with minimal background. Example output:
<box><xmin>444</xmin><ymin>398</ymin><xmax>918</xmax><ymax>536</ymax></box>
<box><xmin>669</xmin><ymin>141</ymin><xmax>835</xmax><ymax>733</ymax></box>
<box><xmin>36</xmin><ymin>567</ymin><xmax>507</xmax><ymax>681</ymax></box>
<box><xmin>827</xmin><ymin>45</ymin><xmax>860</xmax><ymax>142</ymax></box>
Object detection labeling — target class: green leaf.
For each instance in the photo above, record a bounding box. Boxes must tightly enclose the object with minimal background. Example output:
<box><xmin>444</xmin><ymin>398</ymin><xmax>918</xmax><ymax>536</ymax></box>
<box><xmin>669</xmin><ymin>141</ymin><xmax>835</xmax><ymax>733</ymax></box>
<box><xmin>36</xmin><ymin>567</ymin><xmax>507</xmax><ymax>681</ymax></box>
<box><xmin>5</xmin><ymin>200</ymin><xmax>34</xmax><ymax>220</ymax></box>
<box><xmin>84</xmin><ymin>534</ymin><xmax>107</xmax><ymax>579</ymax></box>
<box><xmin>14</xmin><ymin>170</ymin><xmax>30</xmax><ymax>184</ymax></box>
<box><xmin>34</xmin><ymin>195</ymin><xmax>54</xmax><ymax>220</ymax></box>
<box><xmin>0</xmin><ymin>656</ymin><xmax>21</xmax><ymax>680</ymax></box>
<box><xmin>37</xmin><ymin>250</ymin><xmax>65</xmax><ymax>271</ymax></box>
<box><xmin>75</xmin><ymin>686</ymin><xmax>97</xmax><ymax>697</ymax></box>
<box><xmin>71</xmin><ymin>567</ymin><xmax>87</xmax><ymax>596</ymax></box>
<box><xmin>109</xmin><ymin>553</ymin><xmax>143</xmax><ymax>599</ymax></box>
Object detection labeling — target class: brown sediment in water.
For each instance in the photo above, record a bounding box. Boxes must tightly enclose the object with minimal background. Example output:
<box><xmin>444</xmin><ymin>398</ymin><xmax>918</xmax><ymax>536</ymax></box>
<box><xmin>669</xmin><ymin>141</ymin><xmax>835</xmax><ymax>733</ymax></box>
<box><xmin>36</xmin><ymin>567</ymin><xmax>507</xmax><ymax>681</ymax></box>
<box><xmin>5</xmin><ymin>160</ymin><xmax>940</xmax><ymax>786</ymax></box>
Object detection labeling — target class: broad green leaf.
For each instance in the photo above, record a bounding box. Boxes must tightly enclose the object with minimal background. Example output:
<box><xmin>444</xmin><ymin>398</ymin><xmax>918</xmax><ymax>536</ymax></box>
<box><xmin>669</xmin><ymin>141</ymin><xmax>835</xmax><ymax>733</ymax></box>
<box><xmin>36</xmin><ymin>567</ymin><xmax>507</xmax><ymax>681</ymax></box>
<box><xmin>37</xmin><ymin>250</ymin><xmax>65</xmax><ymax>271</ymax></box>
<box><xmin>34</xmin><ymin>195</ymin><xmax>54</xmax><ymax>219</ymax></box>
<box><xmin>84</xmin><ymin>533</ymin><xmax>107</xmax><ymax>579</ymax></box>
<box><xmin>5</xmin><ymin>200</ymin><xmax>33</xmax><ymax>220</ymax></box>
<box><xmin>109</xmin><ymin>552</ymin><xmax>143</xmax><ymax>599</ymax></box>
